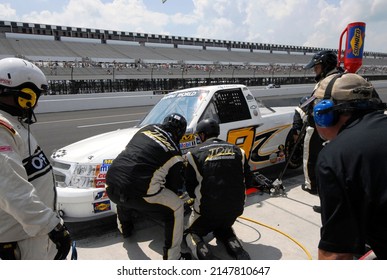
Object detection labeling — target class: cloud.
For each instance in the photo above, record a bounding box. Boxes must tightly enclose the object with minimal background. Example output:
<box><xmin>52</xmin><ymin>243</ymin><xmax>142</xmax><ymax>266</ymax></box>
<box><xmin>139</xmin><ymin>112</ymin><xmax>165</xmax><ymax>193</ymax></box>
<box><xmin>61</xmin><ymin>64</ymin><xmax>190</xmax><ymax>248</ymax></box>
<box><xmin>306</xmin><ymin>0</ymin><xmax>387</xmax><ymax>52</ymax></box>
<box><xmin>0</xmin><ymin>3</ymin><xmax>16</xmax><ymax>19</ymax></box>
<box><xmin>196</xmin><ymin>17</ymin><xmax>236</xmax><ymax>40</ymax></box>
<box><xmin>19</xmin><ymin>0</ymin><xmax>170</xmax><ymax>34</ymax></box>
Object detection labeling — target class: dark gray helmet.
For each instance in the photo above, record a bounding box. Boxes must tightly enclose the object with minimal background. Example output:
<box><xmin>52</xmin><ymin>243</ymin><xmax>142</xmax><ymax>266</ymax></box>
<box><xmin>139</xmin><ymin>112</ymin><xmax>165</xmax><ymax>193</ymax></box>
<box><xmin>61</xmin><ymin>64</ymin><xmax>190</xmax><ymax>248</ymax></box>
<box><xmin>162</xmin><ymin>113</ymin><xmax>187</xmax><ymax>141</ymax></box>
<box><xmin>195</xmin><ymin>118</ymin><xmax>220</xmax><ymax>137</ymax></box>
<box><xmin>304</xmin><ymin>50</ymin><xmax>337</xmax><ymax>71</ymax></box>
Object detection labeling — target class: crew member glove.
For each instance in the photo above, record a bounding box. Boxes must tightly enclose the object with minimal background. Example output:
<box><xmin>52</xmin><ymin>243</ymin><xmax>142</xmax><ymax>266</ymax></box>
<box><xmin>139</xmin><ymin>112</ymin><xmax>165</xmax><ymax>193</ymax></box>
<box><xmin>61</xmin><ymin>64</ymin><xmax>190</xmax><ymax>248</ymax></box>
<box><xmin>0</xmin><ymin>242</ymin><xmax>20</xmax><ymax>260</ymax></box>
<box><xmin>48</xmin><ymin>222</ymin><xmax>72</xmax><ymax>260</ymax></box>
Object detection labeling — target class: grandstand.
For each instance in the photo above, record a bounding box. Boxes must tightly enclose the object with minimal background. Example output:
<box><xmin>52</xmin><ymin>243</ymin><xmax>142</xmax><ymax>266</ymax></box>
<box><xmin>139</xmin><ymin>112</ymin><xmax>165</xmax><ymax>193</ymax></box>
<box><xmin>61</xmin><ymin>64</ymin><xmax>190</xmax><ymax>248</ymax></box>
<box><xmin>1</xmin><ymin>20</ymin><xmax>386</xmax><ymax>94</ymax></box>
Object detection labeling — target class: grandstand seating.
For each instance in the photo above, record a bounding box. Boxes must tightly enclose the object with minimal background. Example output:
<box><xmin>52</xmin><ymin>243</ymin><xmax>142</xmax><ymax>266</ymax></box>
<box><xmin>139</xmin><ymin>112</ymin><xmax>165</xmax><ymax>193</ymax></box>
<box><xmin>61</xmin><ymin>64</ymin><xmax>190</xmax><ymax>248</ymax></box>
<box><xmin>0</xmin><ymin>20</ymin><xmax>386</xmax><ymax>83</ymax></box>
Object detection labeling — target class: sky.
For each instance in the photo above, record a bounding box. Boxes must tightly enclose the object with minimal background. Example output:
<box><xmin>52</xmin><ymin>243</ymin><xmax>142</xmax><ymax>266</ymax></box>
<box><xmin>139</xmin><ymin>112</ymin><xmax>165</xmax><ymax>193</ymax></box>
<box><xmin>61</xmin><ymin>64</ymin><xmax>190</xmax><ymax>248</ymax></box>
<box><xmin>0</xmin><ymin>0</ymin><xmax>386</xmax><ymax>53</ymax></box>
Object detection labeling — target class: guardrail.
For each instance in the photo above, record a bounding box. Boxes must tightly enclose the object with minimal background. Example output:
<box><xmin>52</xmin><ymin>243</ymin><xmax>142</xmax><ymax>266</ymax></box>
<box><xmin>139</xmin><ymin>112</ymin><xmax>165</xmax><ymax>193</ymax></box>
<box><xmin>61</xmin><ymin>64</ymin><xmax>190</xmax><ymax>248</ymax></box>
<box><xmin>36</xmin><ymin>91</ymin><xmax>163</xmax><ymax>113</ymax></box>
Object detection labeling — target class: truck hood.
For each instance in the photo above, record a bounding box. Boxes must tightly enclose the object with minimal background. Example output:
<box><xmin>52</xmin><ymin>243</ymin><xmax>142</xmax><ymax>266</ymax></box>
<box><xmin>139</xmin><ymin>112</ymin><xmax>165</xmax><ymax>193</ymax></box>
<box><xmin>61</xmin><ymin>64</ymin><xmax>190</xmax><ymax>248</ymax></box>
<box><xmin>51</xmin><ymin>127</ymin><xmax>140</xmax><ymax>163</ymax></box>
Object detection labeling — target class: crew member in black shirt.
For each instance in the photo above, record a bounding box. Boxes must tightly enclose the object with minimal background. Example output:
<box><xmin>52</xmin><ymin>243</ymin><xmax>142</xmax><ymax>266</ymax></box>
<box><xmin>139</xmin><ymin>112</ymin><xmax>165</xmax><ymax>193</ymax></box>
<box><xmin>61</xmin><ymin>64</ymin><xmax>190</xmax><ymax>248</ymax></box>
<box><xmin>312</xmin><ymin>73</ymin><xmax>387</xmax><ymax>260</ymax></box>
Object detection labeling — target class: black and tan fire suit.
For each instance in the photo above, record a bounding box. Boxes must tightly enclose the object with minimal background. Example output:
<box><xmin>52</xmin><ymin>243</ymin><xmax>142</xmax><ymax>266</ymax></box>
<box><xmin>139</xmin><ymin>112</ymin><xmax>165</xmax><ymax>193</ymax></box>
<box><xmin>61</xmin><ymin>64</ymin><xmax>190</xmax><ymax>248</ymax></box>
<box><xmin>105</xmin><ymin>124</ymin><xmax>185</xmax><ymax>260</ymax></box>
<box><xmin>184</xmin><ymin>137</ymin><xmax>253</xmax><ymax>258</ymax></box>
<box><xmin>303</xmin><ymin>69</ymin><xmax>342</xmax><ymax>193</ymax></box>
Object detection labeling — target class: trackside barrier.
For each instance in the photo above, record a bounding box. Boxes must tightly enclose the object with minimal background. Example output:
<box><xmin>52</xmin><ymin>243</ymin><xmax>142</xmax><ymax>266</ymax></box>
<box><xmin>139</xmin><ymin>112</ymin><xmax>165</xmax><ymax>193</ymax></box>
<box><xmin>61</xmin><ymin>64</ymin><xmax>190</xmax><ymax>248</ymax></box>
<box><xmin>36</xmin><ymin>91</ymin><xmax>163</xmax><ymax>113</ymax></box>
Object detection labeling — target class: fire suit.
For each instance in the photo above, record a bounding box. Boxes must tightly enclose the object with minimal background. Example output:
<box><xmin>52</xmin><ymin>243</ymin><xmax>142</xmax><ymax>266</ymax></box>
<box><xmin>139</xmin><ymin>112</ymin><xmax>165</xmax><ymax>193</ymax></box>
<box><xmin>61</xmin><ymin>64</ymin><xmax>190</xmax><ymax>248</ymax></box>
<box><xmin>106</xmin><ymin>124</ymin><xmax>185</xmax><ymax>260</ymax></box>
<box><xmin>184</xmin><ymin>137</ymin><xmax>253</xmax><ymax>258</ymax></box>
<box><xmin>302</xmin><ymin>68</ymin><xmax>342</xmax><ymax>193</ymax></box>
<box><xmin>0</xmin><ymin>111</ymin><xmax>61</xmax><ymax>259</ymax></box>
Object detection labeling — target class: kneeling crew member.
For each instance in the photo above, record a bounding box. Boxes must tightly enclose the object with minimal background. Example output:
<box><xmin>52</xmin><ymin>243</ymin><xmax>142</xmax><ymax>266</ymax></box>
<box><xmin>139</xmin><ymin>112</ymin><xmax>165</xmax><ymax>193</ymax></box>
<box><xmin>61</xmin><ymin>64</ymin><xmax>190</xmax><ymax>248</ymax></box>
<box><xmin>106</xmin><ymin>113</ymin><xmax>190</xmax><ymax>260</ymax></box>
<box><xmin>184</xmin><ymin>118</ymin><xmax>253</xmax><ymax>260</ymax></box>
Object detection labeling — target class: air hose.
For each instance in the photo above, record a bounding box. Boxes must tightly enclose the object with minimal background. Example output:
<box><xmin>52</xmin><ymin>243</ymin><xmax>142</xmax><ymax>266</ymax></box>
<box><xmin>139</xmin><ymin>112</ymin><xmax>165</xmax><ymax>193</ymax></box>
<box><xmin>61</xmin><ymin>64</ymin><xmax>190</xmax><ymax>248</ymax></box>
<box><xmin>238</xmin><ymin>215</ymin><xmax>313</xmax><ymax>260</ymax></box>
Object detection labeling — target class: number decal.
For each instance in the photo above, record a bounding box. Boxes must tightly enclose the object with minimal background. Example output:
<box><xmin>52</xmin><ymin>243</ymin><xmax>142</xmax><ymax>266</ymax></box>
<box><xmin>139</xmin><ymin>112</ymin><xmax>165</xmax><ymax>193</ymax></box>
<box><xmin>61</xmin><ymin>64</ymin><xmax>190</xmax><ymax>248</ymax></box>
<box><xmin>226</xmin><ymin>126</ymin><xmax>256</xmax><ymax>160</ymax></box>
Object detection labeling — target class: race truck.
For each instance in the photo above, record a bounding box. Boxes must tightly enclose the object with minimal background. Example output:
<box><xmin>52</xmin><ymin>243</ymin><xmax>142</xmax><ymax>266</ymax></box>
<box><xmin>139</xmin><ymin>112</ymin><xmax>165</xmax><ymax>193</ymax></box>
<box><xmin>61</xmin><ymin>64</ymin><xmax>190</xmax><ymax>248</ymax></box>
<box><xmin>51</xmin><ymin>84</ymin><xmax>302</xmax><ymax>221</ymax></box>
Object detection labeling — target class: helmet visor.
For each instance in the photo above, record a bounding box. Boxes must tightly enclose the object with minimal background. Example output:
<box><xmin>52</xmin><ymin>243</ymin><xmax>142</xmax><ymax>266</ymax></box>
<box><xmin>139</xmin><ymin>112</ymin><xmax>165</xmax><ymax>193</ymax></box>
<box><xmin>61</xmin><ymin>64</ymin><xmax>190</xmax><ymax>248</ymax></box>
<box><xmin>304</xmin><ymin>58</ymin><xmax>320</xmax><ymax>69</ymax></box>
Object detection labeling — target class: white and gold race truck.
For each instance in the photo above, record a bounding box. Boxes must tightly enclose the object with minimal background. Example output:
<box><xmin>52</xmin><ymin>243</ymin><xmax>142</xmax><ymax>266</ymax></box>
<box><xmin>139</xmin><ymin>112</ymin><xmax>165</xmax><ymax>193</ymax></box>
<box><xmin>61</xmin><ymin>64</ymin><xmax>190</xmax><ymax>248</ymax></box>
<box><xmin>51</xmin><ymin>84</ymin><xmax>303</xmax><ymax>221</ymax></box>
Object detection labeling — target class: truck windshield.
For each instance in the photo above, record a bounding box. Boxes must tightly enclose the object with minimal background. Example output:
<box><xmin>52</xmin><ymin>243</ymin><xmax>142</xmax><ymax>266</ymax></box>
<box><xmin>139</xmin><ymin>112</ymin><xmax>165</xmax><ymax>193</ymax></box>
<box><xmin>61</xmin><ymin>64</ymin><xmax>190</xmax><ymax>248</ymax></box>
<box><xmin>138</xmin><ymin>89</ymin><xmax>209</xmax><ymax>127</ymax></box>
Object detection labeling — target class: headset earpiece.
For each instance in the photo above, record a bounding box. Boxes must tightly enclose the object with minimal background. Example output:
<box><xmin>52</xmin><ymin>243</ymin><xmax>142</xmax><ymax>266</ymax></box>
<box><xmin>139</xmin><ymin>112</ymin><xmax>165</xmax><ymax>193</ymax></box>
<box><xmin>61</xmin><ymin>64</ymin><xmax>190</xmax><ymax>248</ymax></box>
<box><xmin>313</xmin><ymin>99</ymin><xmax>337</xmax><ymax>127</ymax></box>
<box><xmin>18</xmin><ymin>88</ymin><xmax>37</xmax><ymax>109</ymax></box>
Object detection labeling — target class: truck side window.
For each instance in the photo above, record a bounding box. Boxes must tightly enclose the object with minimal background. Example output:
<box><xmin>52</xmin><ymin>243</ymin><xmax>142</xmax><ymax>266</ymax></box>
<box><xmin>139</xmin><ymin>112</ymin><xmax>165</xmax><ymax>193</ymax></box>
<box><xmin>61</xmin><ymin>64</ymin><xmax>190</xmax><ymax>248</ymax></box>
<box><xmin>200</xmin><ymin>101</ymin><xmax>220</xmax><ymax>123</ymax></box>
<box><xmin>213</xmin><ymin>88</ymin><xmax>251</xmax><ymax>123</ymax></box>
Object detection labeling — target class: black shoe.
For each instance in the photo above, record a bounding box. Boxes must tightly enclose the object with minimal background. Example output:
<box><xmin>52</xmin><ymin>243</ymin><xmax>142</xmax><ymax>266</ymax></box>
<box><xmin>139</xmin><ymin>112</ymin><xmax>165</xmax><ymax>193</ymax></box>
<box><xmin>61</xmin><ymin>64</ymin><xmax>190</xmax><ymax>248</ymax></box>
<box><xmin>301</xmin><ymin>184</ymin><xmax>318</xmax><ymax>195</ymax></box>
<box><xmin>224</xmin><ymin>237</ymin><xmax>251</xmax><ymax>260</ymax></box>
<box><xmin>313</xmin><ymin>205</ymin><xmax>321</xmax><ymax>213</ymax></box>
<box><xmin>179</xmin><ymin>252</ymin><xmax>192</xmax><ymax>260</ymax></box>
<box><xmin>196</xmin><ymin>241</ymin><xmax>219</xmax><ymax>260</ymax></box>
<box><xmin>120</xmin><ymin>223</ymin><xmax>134</xmax><ymax>238</ymax></box>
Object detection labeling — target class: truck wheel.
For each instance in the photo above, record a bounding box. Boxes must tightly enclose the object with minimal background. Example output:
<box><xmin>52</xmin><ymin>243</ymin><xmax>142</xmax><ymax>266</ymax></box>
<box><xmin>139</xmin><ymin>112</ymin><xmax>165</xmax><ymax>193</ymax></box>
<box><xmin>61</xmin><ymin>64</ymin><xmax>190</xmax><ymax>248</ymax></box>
<box><xmin>284</xmin><ymin>132</ymin><xmax>303</xmax><ymax>169</ymax></box>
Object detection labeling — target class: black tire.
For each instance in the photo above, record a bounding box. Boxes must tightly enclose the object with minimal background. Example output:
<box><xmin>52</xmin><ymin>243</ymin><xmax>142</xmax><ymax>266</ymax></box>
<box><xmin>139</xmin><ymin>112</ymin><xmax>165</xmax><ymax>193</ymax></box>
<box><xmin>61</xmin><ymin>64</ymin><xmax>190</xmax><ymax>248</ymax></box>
<box><xmin>284</xmin><ymin>131</ymin><xmax>303</xmax><ymax>169</ymax></box>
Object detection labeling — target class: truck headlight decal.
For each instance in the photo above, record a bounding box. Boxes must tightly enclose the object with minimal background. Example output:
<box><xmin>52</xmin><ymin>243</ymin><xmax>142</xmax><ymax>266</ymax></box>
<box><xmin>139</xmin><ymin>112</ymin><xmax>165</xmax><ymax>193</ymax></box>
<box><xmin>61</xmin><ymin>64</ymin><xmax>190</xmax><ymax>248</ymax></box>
<box><xmin>70</xmin><ymin>164</ymin><xmax>98</xmax><ymax>188</ymax></box>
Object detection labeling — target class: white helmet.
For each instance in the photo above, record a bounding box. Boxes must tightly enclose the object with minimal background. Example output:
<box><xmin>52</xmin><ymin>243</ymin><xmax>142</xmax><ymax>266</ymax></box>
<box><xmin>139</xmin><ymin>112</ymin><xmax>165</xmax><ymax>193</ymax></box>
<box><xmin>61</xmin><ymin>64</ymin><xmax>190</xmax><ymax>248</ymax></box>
<box><xmin>0</xmin><ymin>57</ymin><xmax>47</xmax><ymax>91</ymax></box>
<box><xmin>0</xmin><ymin>57</ymin><xmax>48</xmax><ymax>109</ymax></box>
